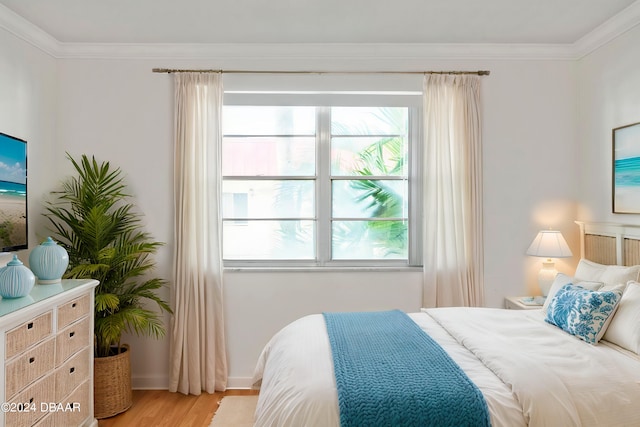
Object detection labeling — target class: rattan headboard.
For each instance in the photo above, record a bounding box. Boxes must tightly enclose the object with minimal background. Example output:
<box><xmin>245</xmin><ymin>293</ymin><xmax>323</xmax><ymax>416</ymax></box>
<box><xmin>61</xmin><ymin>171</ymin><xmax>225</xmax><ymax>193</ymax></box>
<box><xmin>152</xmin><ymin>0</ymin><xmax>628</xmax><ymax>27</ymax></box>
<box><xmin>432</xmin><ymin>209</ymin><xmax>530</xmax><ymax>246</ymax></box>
<box><xmin>576</xmin><ymin>221</ymin><xmax>640</xmax><ymax>266</ymax></box>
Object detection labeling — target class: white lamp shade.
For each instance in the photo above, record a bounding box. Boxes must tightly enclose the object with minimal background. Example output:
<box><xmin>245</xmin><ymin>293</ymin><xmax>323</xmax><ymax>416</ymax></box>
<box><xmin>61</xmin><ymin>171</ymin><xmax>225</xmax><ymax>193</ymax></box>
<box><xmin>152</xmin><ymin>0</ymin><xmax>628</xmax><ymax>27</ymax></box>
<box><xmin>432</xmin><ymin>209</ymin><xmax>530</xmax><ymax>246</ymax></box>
<box><xmin>526</xmin><ymin>230</ymin><xmax>572</xmax><ymax>258</ymax></box>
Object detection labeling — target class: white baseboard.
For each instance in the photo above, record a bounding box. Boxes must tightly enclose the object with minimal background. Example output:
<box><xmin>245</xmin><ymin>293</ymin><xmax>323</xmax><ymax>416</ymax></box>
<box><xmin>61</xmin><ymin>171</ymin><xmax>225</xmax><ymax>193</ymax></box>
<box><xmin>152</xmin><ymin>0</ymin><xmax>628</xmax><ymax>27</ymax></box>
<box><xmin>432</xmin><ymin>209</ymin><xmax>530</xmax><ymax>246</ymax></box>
<box><xmin>226</xmin><ymin>377</ymin><xmax>254</xmax><ymax>389</ymax></box>
<box><xmin>132</xmin><ymin>374</ymin><xmax>169</xmax><ymax>390</ymax></box>
<box><xmin>131</xmin><ymin>375</ymin><xmax>253</xmax><ymax>390</ymax></box>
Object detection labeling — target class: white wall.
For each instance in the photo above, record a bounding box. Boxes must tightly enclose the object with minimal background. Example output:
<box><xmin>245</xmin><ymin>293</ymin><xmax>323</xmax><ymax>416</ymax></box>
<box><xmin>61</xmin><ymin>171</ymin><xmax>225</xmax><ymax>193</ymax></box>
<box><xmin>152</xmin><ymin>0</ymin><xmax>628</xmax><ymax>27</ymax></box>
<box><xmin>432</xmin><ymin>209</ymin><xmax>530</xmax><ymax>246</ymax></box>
<box><xmin>0</xmin><ymin>22</ymin><xmax>582</xmax><ymax>388</ymax></box>
<box><xmin>577</xmin><ymin>25</ymin><xmax>640</xmax><ymax>224</ymax></box>
<box><xmin>0</xmin><ymin>29</ymin><xmax>57</xmax><ymax>249</ymax></box>
<box><xmin>481</xmin><ymin>60</ymin><xmax>579</xmax><ymax>301</ymax></box>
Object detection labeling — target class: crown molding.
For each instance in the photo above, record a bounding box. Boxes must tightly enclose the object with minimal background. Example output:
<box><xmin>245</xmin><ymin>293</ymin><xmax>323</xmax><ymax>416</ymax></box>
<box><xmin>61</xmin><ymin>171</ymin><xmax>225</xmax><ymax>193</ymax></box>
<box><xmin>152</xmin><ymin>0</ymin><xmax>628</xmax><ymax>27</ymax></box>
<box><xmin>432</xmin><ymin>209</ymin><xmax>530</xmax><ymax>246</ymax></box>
<box><xmin>1</xmin><ymin>1</ymin><xmax>639</xmax><ymax>62</ymax></box>
<box><xmin>0</xmin><ymin>3</ymin><xmax>58</xmax><ymax>56</ymax></box>
<box><xmin>54</xmin><ymin>42</ymin><xmax>576</xmax><ymax>61</ymax></box>
<box><xmin>573</xmin><ymin>0</ymin><xmax>640</xmax><ymax>58</ymax></box>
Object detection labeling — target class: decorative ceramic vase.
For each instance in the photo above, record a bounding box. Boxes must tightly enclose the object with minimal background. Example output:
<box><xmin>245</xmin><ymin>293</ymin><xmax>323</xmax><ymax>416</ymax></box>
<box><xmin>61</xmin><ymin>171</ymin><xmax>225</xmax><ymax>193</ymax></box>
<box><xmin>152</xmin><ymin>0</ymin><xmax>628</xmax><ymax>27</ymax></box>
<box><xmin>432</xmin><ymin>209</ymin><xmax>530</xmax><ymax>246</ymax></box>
<box><xmin>0</xmin><ymin>255</ymin><xmax>35</xmax><ymax>298</ymax></box>
<box><xmin>29</xmin><ymin>237</ymin><xmax>69</xmax><ymax>284</ymax></box>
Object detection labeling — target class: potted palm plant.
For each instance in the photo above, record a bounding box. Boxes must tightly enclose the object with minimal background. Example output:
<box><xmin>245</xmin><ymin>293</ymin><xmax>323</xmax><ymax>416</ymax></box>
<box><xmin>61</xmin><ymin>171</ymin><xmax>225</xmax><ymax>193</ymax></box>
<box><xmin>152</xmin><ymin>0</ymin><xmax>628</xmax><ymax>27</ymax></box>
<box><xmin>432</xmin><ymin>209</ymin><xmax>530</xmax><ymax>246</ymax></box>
<box><xmin>44</xmin><ymin>154</ymin><xmax>172</xmax><ymax>418</ymax></box>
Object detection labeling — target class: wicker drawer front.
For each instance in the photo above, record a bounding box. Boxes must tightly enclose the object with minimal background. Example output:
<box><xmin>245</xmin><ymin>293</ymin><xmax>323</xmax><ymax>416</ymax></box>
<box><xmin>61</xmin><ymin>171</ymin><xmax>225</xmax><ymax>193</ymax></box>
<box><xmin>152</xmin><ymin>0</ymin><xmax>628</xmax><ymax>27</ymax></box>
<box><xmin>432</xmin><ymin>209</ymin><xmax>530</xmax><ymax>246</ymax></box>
<box><xmin>33</xmin><ymin>413</ymin><xmax>56</xmax><ymax>427</ymax></box>
<box><xmin>32</xmin><ymin>412</ymin><xmax>54</xmax><ymax>427</ymax></box>
<box><xmin>5</xmin><ymin>373</ymin><xmax>55</xmax><ymax>427</ymax></box>
<box><xmin>45</xmin><ymin>380</ymin><xmax>90</xmax><ymax>427</ymax></box>
<box><xmin>5</xmin><ymin>311</ymin><xmax>53</xmax><ymax>359</ymax></box>
<box><xmin>5</xmin><ymin>337</ymin><xmax>55</xmax><ymax>399</ymax></box>
<box><xmin>55</xmin><ymin>316</ymin><xmax>90</xmax><ymax>366</ymax></box>
<box><xmin>57</xmin><ymin>294</ymin><xmax>90</xmax><ymax>330</ymax></box>
<box><xmin>54</xmin><ymin>347</ymin><xmax>90</xmax><ymax>402</ymax></box>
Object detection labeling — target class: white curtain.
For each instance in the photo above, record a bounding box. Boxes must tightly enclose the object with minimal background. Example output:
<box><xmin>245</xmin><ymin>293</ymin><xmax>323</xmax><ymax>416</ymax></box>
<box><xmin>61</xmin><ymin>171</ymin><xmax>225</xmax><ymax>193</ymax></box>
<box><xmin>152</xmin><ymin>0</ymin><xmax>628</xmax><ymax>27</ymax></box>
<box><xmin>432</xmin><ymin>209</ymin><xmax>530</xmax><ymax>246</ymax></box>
<box><xmin>169</xmin><ymin>72</ymin><xmax>228</xmax><ymax>394</ymax></box>
<box><xmin>422</xmin><ymin>74</ymin><xmax>484</xmax><ymax>308</ymax></box>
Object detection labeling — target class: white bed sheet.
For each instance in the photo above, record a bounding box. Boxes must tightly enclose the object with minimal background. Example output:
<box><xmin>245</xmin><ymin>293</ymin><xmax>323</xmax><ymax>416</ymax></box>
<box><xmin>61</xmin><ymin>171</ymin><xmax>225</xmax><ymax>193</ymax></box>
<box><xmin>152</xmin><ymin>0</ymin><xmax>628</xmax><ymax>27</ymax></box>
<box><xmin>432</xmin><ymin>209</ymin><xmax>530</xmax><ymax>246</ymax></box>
<box><xmin>252</xmin><ymin>308</ymin><xmax>640</xmax><ymax>427</ymax></box>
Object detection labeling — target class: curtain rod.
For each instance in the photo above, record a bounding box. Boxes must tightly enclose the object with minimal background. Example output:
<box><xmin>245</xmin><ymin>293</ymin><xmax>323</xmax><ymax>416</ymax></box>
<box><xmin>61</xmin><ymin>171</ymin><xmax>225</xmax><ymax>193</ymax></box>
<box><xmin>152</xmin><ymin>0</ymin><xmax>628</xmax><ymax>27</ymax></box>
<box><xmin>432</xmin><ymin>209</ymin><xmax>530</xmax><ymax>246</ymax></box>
<box><xmin>151</xmin><ymin>68</ymin><xmax>490</xmax><ymax>76</ymax></box>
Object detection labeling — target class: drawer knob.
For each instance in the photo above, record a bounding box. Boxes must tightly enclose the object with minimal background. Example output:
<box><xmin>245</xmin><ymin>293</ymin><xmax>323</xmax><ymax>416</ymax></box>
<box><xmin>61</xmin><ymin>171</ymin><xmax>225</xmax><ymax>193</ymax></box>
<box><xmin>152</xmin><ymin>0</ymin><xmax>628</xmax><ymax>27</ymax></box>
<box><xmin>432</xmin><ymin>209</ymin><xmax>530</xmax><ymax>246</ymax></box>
<box><xmin>29</xmin><ymin>356</ymin><xmax>35</xmax><ymax>364</ymax></box>
<box><xmin>72</xmin><ymin>303</ymin><xmax>77</xmax><ymax>308</ymax></box>
<box><xmin>27</xmin><ymin>322</ymin><xmax>33</xmax><ymax>329</ymax></box>
<box><xmin>70</xmin><ymin>367</ymin><xmax>75</xmax><ymax>374</ymax></box>
<box><xmin>69</xmin><ymin>331</ymin><xmax>75</xmax><ymax>338</ymax></box>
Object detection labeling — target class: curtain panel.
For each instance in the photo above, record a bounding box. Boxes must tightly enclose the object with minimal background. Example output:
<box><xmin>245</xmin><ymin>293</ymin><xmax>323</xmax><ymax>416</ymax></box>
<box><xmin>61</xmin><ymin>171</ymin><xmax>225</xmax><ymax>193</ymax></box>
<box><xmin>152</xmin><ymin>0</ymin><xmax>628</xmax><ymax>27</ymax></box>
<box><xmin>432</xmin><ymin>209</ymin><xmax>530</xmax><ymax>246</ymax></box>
<box><xmin>422</xmin><ymin>74</ymin><xmax>484</xmax><ymax>308</ymax></box>
<box><xmin>169</xmin><ymin>73</ymin><xmax>228</xmax><ymax>394</ymax></box>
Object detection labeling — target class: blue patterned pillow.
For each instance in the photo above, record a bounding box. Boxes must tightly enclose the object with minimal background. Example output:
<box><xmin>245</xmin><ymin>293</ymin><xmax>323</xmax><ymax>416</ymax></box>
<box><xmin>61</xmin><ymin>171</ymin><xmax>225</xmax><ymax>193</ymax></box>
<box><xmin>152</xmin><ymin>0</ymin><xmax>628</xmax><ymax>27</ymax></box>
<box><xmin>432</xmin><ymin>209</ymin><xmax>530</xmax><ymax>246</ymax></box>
<box><xmin>545</xmin><ymin>283</ymin><xmax>623</xmax><ymax>344</ymax></box>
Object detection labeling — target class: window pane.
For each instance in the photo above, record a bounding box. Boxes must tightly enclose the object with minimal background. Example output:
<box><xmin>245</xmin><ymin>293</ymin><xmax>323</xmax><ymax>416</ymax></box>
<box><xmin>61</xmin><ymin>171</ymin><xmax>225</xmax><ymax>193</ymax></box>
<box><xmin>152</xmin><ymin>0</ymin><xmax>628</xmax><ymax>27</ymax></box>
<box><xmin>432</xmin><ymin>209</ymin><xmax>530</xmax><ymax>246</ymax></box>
<box><xmin>223</xmin><ymin>192</ymin><xmax>248</xmax><ymax>221</ymax></box>
<box><xmin>331</xmin><ymin>136</ymin><xmax>407</xmax><ymax>176</ymax></box>
<box><xmin>223</xmin><ymin>220</ymin><xmax>315</xmax><ymax>259</ymax></box>
<box><xmin>223</xmin><ymin>180</ymin><xmax>315</xmax><ymax>218</ymax></box>
<box><xmin>223</xmin><ymin>136</ymin><xmax>315</xmax><ymax>176</ymax></box>
<box><xmin>224</xmin><ymin>106</ymin><xmax>315</xmax><ymax>135</ymax></box>
<box><xmin>331</xmin><ymin>107</ymin><xmax>408</xmax><ymax>136</ymax></box>
<box><xmin>332</xmin><ymin>220</ymin><xmax>407</xmax><ymax>259</ymax></box>
<box><xmin>332</xmin><ymin>180</ymin><xmax>408</xmax><ymax>218</ymax></box>
<box><xmin>220</xmin><ymin>103</ymin><xmax>416</xmax><ymax>265</ymax></box>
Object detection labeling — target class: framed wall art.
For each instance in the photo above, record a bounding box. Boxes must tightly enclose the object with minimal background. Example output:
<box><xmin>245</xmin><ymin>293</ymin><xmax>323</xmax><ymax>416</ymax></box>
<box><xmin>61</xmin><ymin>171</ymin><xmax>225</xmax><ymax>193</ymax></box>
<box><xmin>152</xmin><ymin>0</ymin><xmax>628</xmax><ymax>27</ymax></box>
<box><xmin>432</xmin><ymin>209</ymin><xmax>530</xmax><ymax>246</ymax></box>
<box><xmin>613</xmin><ymin>122</ymin><xmax>640</xmax><ymax>213</ymax></box>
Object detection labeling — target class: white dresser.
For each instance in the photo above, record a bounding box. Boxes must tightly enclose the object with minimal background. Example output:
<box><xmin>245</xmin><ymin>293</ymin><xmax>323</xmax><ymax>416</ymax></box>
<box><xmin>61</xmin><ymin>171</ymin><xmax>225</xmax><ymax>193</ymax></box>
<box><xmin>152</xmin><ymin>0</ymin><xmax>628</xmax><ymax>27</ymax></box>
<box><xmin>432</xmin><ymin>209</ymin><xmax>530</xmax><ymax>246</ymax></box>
<box><xmin>0</xmin><ymin>279</ymin><xmax>98</xmax><ymax>427</ymax></box>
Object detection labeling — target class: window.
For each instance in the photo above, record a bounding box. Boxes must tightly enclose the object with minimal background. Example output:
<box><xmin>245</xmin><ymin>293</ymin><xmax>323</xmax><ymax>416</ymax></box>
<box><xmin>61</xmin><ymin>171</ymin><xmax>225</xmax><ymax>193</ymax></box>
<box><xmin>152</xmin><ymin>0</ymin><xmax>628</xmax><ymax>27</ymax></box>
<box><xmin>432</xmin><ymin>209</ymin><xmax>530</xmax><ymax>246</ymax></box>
<box><xmin>222</xmin><ymin>104</ymin><xmax>420</xmax><ymax>266</ymax></box>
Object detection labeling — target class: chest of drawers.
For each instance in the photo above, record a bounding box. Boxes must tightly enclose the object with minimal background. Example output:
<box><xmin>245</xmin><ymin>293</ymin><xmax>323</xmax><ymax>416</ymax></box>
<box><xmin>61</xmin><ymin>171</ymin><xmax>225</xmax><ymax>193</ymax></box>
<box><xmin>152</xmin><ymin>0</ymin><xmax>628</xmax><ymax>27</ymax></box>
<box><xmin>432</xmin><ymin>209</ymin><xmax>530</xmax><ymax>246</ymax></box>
<box><xmin>0</xmin><ymin>279</ymin><xmax>98</xmax><ymax>427</ymax></box>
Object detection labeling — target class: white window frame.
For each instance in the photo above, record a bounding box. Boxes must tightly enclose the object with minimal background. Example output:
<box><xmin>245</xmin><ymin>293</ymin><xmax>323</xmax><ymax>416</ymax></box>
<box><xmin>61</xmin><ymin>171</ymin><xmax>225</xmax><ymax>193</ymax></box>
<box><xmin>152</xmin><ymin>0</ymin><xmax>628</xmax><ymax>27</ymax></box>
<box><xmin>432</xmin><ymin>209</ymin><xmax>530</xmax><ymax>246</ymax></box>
<box><xmin>222</xmin><ymin>98</ymin><xmax>423</xmax><ymax>269</ymax></box>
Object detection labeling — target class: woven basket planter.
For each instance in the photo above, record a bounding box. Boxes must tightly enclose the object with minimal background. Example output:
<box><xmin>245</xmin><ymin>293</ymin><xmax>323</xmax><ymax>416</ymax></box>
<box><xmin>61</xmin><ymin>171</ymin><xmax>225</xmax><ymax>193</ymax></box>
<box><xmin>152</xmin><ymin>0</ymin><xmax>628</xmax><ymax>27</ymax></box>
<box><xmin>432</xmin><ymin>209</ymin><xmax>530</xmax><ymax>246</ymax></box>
<box><xmin>94</xmin><ymin>344</ymin><xmax>133</xmax><ymax>419</ymax></box>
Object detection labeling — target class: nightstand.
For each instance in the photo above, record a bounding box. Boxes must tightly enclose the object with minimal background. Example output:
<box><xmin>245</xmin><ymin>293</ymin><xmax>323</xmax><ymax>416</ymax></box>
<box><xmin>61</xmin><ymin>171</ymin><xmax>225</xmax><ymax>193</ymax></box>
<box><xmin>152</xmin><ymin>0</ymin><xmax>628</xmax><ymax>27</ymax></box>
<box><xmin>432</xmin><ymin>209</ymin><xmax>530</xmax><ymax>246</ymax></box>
<box><xmin>504</xmin><ymin>296</ymin><xmax>545</xmax><ymax>310</ymax></box>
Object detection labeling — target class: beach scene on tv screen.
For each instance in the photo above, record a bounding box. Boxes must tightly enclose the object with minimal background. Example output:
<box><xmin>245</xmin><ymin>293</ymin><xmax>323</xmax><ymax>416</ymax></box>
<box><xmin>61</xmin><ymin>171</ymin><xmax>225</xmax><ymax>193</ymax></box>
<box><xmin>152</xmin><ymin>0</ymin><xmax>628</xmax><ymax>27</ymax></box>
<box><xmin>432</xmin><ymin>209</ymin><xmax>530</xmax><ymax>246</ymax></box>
<box><xmin>0</xmin><ymin>134</ymin><xmax>26</xmax><ymax>250</ymax></box>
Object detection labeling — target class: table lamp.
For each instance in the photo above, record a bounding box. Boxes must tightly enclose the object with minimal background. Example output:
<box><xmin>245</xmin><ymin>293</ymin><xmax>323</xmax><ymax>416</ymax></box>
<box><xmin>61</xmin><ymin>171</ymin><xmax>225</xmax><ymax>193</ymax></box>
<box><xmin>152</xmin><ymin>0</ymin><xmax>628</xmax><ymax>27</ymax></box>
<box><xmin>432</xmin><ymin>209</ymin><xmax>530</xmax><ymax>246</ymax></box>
<box><xmin>526</xmin><ymin>230</ymin><xmax>572</xmax><ymax>296</ymax></box>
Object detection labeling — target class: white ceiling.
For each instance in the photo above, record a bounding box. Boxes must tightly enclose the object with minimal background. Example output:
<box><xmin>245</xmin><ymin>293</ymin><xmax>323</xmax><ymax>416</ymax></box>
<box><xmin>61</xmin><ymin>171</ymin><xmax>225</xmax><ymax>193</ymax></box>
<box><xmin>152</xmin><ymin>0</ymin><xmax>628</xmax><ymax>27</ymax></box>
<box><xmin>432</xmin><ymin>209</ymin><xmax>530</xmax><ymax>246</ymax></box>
<box><xmin>0</xmin><ymin>0</ymin><xmax>637</xmax><ymax>45</ymax></box>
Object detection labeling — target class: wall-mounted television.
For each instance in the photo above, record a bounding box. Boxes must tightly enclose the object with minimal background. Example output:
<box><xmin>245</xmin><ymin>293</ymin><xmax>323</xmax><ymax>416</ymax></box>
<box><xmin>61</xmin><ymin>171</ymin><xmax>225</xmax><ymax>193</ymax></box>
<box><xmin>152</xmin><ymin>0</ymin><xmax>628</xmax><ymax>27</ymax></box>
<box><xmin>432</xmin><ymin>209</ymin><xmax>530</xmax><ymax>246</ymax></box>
<box><xmin>0</xmin><ymin>133</ymin><xmax>27</xmax><ymax>251</ymax></box>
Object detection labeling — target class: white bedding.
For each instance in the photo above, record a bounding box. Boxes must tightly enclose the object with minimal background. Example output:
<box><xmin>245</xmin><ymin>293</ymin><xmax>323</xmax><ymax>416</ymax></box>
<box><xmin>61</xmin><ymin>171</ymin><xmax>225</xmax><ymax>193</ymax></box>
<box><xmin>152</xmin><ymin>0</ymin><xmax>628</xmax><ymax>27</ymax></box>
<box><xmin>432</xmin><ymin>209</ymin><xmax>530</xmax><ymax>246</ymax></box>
<box><xmin>252</xmin><ymin>308</ymin><xmax>640</xmax><ymax>427</ymax></box>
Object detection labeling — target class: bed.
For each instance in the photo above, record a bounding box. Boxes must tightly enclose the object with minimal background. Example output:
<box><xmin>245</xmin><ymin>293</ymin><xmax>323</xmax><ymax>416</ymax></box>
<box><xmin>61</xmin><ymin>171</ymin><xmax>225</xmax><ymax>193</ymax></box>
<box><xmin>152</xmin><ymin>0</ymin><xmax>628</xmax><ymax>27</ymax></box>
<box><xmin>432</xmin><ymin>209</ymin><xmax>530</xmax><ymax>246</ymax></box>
<box><xmin>252</xmin><ymin>222</ymin><xmax>640</xmax><ymax>426</ymax></box>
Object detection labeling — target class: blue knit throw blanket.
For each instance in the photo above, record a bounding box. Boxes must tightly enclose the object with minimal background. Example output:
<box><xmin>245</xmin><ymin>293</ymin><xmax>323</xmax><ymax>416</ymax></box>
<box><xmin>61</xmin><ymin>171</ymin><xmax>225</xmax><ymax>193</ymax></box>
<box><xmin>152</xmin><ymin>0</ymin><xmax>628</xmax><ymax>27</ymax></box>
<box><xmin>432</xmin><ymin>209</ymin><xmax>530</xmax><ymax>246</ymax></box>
<box><xmin>323</xmin><ymin>310</ymin><xmax>491</xmax><ymax>427</ymax></box>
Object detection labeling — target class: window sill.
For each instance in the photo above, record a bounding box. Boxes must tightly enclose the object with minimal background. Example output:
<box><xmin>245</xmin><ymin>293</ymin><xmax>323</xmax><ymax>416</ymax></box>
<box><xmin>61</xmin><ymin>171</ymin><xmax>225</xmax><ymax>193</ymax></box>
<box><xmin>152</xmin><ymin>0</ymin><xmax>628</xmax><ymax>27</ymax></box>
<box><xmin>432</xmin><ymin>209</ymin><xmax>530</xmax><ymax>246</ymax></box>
<box><xmin>223</xmin><ymin>265</ymin><xmax>423</xmax><ymax>273</ymax></box>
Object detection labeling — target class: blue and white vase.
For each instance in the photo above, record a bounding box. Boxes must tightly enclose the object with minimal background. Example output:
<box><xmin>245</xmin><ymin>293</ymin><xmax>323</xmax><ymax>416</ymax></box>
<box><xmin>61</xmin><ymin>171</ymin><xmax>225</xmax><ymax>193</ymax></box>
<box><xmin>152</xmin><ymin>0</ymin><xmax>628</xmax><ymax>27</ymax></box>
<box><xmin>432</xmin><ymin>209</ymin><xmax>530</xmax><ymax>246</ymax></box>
<box><xmin>0</xmin><ymin>255</ymin><xmax>35</xmax><ymax>298</ymax></box>
<box><xmin>29</xmin><ymin>237</ymin><xmax>69</xmax><ymax>284</ymax></box>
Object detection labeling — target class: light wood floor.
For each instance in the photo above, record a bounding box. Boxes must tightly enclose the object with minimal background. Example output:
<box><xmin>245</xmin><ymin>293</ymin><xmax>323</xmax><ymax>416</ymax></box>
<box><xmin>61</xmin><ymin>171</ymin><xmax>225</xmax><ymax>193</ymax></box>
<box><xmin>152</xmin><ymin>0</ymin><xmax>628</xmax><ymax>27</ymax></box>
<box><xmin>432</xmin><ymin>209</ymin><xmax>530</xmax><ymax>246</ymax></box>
<box><xmin>97</xmin><ymin>389</ymin><xmax>258</xmax><ymax>427</ymax></box>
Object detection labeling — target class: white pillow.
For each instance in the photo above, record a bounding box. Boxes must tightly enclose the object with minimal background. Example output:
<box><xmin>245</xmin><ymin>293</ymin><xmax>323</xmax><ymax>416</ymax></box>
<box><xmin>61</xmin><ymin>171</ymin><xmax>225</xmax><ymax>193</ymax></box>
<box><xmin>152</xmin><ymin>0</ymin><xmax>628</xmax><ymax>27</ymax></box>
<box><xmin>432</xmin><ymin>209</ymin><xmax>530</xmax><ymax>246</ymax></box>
<box><xmin>600</xmin><ymin>265</ymin><xmax>640</xmax><ymax>287</ymax></box>
<box><xmin>574</xmin><ymin>259</ymin><xmax>607</xmax><ymax>282</ymax></box>
<box><xmin>574</xmin><ymin>258</ymin><xmax>640</xmax><ymax>287</ymax></box>
<box><xmin>603</xmin><ymin>281</ymin><xmax>640</xmax><ymax>354</ymax></box>
<box><xmin>543</xmin><ymin>272</ymin><xmax>603</xmax><ymax>311</ymax></box>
